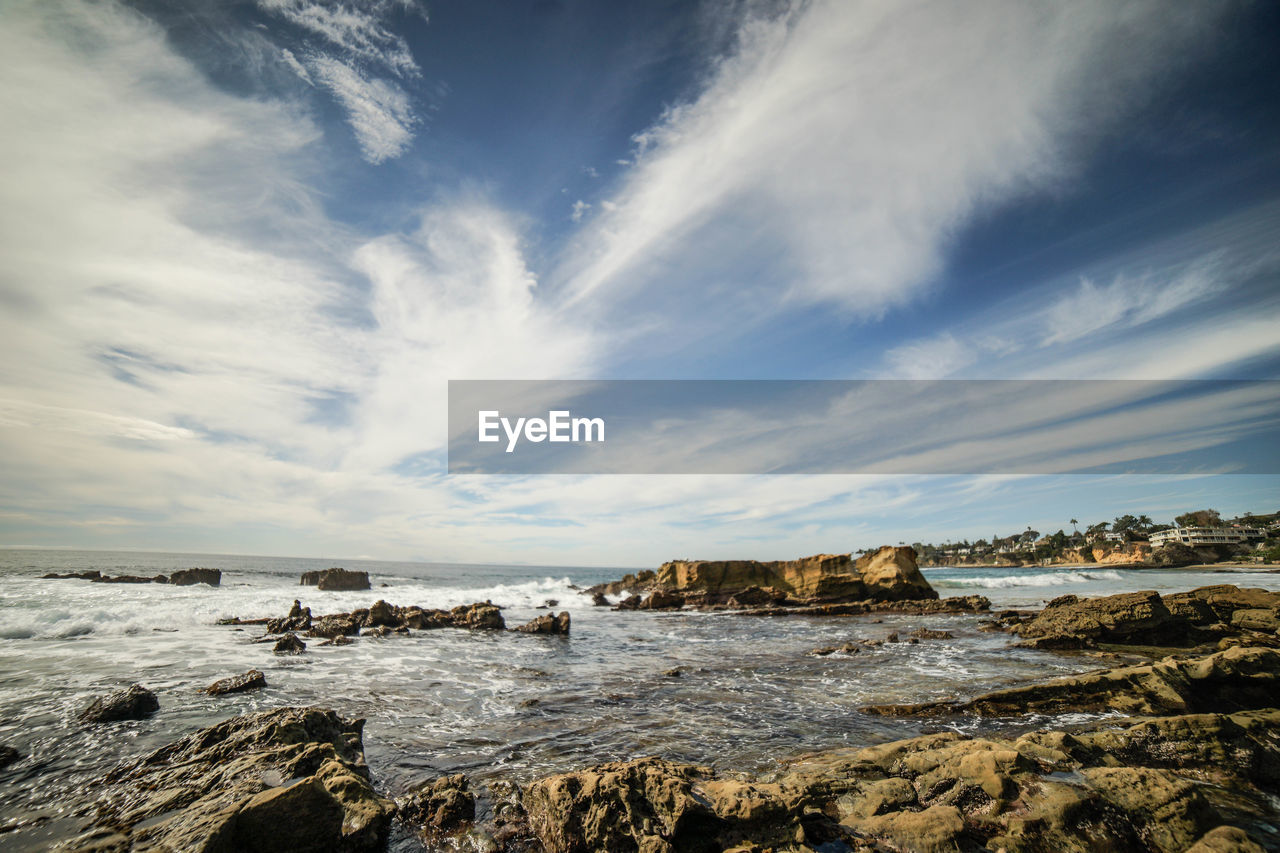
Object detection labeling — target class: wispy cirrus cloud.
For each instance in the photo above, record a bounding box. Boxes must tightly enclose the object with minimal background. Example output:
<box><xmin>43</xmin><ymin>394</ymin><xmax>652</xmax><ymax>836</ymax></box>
<box><xmin>257</xmin><ymin>0</ymin><xmax>425</xmax><ymax>163</ymax></box>
<box><xmin>258</xmin><ymin>0</ymin><xmax>422</xmax><ymax>79</ymax></box>
<box><xmin>308</xmin><ymin>54</ymin><xmax>418</xmax><ymax>163</ymax></box>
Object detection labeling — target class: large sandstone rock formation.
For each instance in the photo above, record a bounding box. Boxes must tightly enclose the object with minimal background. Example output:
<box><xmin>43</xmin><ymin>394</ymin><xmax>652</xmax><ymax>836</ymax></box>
<box><xmin>65</xmin><ymin>707</ymin><xmax>394</xmax><ymax>852</ymax></box>
<box><xmin>594</xmin><ymin>545</ymin><xmax>938</xmax><ymax>604</ymax></box>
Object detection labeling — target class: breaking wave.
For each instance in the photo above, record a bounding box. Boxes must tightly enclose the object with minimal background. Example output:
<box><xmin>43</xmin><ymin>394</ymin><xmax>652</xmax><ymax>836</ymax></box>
<box><xmin>934</xmin><ymin>570</ymin><xmax>1124</xmax><ymax>589</ymax></box>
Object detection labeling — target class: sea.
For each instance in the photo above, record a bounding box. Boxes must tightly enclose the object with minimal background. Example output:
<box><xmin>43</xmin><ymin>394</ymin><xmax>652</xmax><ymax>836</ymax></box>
<box><xmin>2</xmin><ymin>549</ymin><xmax>1279</xmax><ymax>851</ymax></box>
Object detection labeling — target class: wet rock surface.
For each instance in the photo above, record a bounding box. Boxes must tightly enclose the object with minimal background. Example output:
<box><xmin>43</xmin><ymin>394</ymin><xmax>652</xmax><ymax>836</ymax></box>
<box><xmin>168</xmin><ymin>568</ymin><xmax>221</xmax><ymax>586</ymax></box>
<box><xmin>64</xmin><ymin>706</ymin><xmax>394</xmax><ymax>853</ymax></box>
<box><xmin>0</xmin><ymin>745</ymin><xmax>21</xmax><ymax>769</ymax></box>
<box><xmin>273</xmin><ymin>633</ymin><xmax>306</xmax><ymax>654</ymax></box>
<box><xmin>77</xmin><ymin>684</ymin><xmax>159</xmax><ymax>724</ymax></box>
<box><xmin>514</xmin><ymin>611</ymin><xmax>571</xmax><ymax>635</ymax></box>
<box><xmin>205</xmin><ymin>669</ymin><xmax>267</xmax><ymax>696</ymax></box>
<box><xmin>300</xmin><ymin>567</ymin><xmax>371</xmax><ymax>590</ymax></box>
<box><xmin>862</xmin><ymin>645</ymin><xmax>1280</xmax><ymax>717</ymax></box>
<box><xmin>507</xmin><ymin>704</ymin><xmax>1280</xmax><ymax>853</ymax></box>
<box><xmin>397</xmin><ymin>773</ymin><xmax>475</xmax><ymax>832</ymax></box>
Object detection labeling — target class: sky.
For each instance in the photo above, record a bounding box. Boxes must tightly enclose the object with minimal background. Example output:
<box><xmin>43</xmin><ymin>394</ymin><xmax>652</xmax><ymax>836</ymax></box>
<box><xmin>0</xmin><ymin>0</ymin><xmax>1277</xmax><ymax>567</ymax></box>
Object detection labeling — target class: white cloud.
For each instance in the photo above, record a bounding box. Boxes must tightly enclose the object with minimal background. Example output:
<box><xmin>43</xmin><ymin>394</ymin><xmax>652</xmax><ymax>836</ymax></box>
<box><xmin>280</xmin><ymin>47</ymin><xmax>314</xmax><ymax>84</ymax></box>
<box><xmin>1042</xmin><ymin>254</ymin><xmax>1226</xmax><ymax>346</ymax></box>
<box><xmin>570</xmin><ymin>200</ymin><xmax>591</xmax><ymax>222</ymax></box>
<box><xmin>309</xmin><ymin>55</ymin><xmax>417</xmax><ymax>163</ymax></box>
<box><xmin>257</xmin><ymin>0</ymin><xmax>421</xmax><ymax>78</ymax></box>
<box><xmin>556</xmin><ymin>0</ymin><xmax>1232</xmax><ymax>327</ymax></box>
<box><xmin>883</xmin><ymin>333</ymin><xmax>976</xmax><ymax>379</ymax></box>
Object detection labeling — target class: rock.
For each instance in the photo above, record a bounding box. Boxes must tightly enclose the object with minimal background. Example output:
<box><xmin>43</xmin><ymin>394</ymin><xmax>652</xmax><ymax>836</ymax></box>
<box><xmin>451</xmin><ymin>601</ymin><xmax>505</xmax><ymax>630</ymax></box>
<box><xmin>267</xmin><ymin>600</ymin><xmax>313</xmax><ymax>633</ymax></box>
<box><xmin>78</xmin><ymin>684</ymin><xmax>159</xmax><ymax>724</ymax></box>
<box><xmin>639</xmin><ymin>590</ymin><xmax>684</xmax><ymax>610</ymax></box>
<box><xmin>0</xmin><ymin>745</ymin><xmax>21</xmax><ymax>769</ymax></box>
<box><xmin>300</xmin><ymin>568</ymin><xmax>371</xmax><ymax>591</ymax></box>
<box><xmin>367</xmin><ymin>599</ymin><xmax>396</xmax><ymax>627</ymax></box>
<box><xmin>909</xmin><ymin>628</ymin><xmax>954</xmax><ymax>640</ymax></box>
<box><xmin>169</xmin><ymin>568</ymin><xmax>221</xmax><ymax>586</ymax></box>
<box><xmin>1232</xmin><ymin>608</ymin><xmax>1280</xmax><ymax>632</ymax></box>
<box><xmin>274</xmin><ymin>633</ymin><xmax>306</xmax><ymax>654</ymax></box>
<box><xmin>1015</xmin><ymin>589</ymin><xmax>1185</xmax><ymax>647</ymax></box>
<box><xmin>521</xmin><ymin>757</ymin><xmax>810</xmax><ymax>853</ymax></box>
<box><xmin>590</xmin><ymin>592</ymin><xmax>610</xmax><ymax>606</ymax></box>
<box><xmin>515</xmin><ymin>612</ymin><xmax>571</xmax><ymax>635</ymax></box>
<box><xmin>1187</xmin><ymin>825</ymin><xmax>1269</xmax><ymax>853</ymax></box>
<box><xmin>614</xmin><ymin>594</ymin><xmax>642</xmax><ymax>611</ymax></box>
<box><xmin>310</xmin><ymin>615</ymin><xmax>360</xmax><ymax>638</ymax></box>
<box><xmin>41</xmin><ymin>570</ymin><xmax>102</xmax><ymax>580</ymax></box>
<box><xmin>590</xmin><ymin>546</ymin><xmax>946</xmax><ymax>609</ymax></box>
<box><xmin>809</xmin><ymin>643</ymin><xmax>859</xmax><ymax>657</ymax></box>
<box><xmin>205</xmin><ymin>669</ymin><xmax>266</xmax><ymax>696</ymax></box>
<box><xmin>543</xmin><ymin>599</ymin><xmax>559</xmax><ymax>608</ymax></box>
<box><xmin>725</xmin><ymin>585</ymin><xmax>789</xmax><ymax>607</ymax></box>
<box><xmin>854</xmin><ymin>545</ymin><xmax>938</xmax><ymax>601</ymax></box>
<box><xmin>64</xmin><ymin>707</ymin><xmax>394</xmax><ymax>853</ymax></box>
<box><xmin>863</xmin><ymin>646</ymin><xmax>1280</xmax><ymax>717</ymax></box>
<box><xmin>94</xmin><ymin>574</ymin><xmax>155</xmax><ymax>584</ymax></box>
<box><xmin>397</xmin><ymin>774</ymin><xmax>475</xmax><ymax>831</ymax></box>
<box><xmin>320</xmin><ymin>635</ymin><xmax>353</xmax><ymax>647</ymax></box>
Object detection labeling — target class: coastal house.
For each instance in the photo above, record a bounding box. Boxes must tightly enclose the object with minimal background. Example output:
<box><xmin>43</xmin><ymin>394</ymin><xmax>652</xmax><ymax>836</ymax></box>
<box><xmin>1150</xmin><ymin>526</ymin><xmax>1265</xmax><ymax>547</ymax></box>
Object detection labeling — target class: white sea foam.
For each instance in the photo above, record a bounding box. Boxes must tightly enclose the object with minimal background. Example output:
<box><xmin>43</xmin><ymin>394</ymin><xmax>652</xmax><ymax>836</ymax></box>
<box><xmin>2</xmin><ymin>575</ymin><xmax>581</xmax><ymax>639</ymax></box>
<box><xmin>934</xmin><ymin>570</ymin><xmax>1124</xmax><ymax>589</ymax></box>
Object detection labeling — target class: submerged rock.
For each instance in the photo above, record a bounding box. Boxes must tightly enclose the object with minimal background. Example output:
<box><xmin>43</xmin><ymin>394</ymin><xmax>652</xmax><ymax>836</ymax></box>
<box><xmin>0</xmin><ymin>745</ymin><xmax>21</xmax><ymax>769</ymax></box>
<box><xmin>169</xmin><ymin>568</ymin><xmax>221</xmax><ymax>586</ymax></box>
<box><xmin>300</xmin><ymin>567</ymin><xmax>371</xmax><ymax>591</ymax></box>
<box><xmin>514</xmin><ymin>611</ymin><xmax>571</xmax><ymax>635</ymax></box>
<box><xmin>77</xmin><ymin>684</ymin><xmax>158</xmax><ymax>724</ymax></box>
<box><xmin>862</xmin><ymin>645</ymin><xmax>1280</xmax><ymax>717</ymax></box>
<box><xmin>205</xmin><ymin>669</ymin><xmax>266</xmax><ymax>696</ymax></box>
<box><xmin>64</xmin><ymin>707</ymin><xmax>394</xmax><ymax>853</ymax></box>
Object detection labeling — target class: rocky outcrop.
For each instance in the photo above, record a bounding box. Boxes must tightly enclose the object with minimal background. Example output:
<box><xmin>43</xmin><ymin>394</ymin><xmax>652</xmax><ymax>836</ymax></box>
<box><xmin>522</xmin><ymin>757</ymin><xmax>819</xmax><ymax>853</ymax></box>
<box><xmin>514</xmin><ymin>707</ymin><xmax>1280</xmax><ymax>853</ymax></box>
<box><xmin>854</xmin><ymin>545</ymin><xmax>937</xmax><ymax>600</ymax></box>
<box><xmin>300</xmin><ymin>568</ymin><xmax>371</xmax><ymax>591</ymax></box>
<box><xmin>514</xmin><ymin>612</ymin><xmax>570</xmax><ymax>635</ymax></box>
<box><xmin>65</xmin><ymin>707</ymin><xmax>394</xmax><ymax>853</ymax></box>
<box><xmin>78</xmin><ymin>684</ymin><xmax>159</xmax><ymax>724</ymax></box>
<box><xmin>589</xmin><ymin>545</ymin><xmax>941</xmax><ymax>607</ymax></box>
<box><xmin>169</xmin><ymin>568</ymin><xmax>221</xmax><ymax>586</ymax></box>
<box><xmin>1012</xmin><ymin>585</ymin><xmax>1280</xmax><ymax>649</ymax></box>
<box><xmin>311</xmin><ymin>600</ymin><xmax>505</xmax><ymax>635</ymax></box>
<box><xmin>0</xmin><ymin>745</ymin><xmax>21</xmax><ymax>769</ymax></box>
<box><xmin>206</xmin><ymin>669</ymin><xmax>266</xmax><ymax>696</ymax></box>
<box><xmin>862</xmin><ymin>646</ymin><xmax>1280</xmax><ymax>717</ymax></box>
<box><xmin>268</xmin><ymin>599</ymin><xmax>312</xmax><ymax>633</ymax></box>
<box><xmin>397</xmin><ymin>774</ymin><xmax>475</xmax><ymax>832</ymax></box>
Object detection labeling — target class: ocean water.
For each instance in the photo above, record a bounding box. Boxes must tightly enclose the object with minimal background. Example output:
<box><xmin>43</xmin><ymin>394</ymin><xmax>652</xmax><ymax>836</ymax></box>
<box><xmin>2</xmin><ymin>549</ymin><xmax>1279</xmax><ymax>850</ymax></box>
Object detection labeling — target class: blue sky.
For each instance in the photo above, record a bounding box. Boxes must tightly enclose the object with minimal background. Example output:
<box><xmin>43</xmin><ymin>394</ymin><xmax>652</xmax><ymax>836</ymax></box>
<box><xmin>0</xmin><ymin>0</ymin><xmax>1277</xmax><ymax>566</ymax></box>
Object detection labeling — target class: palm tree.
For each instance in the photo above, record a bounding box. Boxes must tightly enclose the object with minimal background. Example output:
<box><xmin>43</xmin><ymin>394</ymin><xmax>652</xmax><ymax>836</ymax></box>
<box><xmin>1136</xmin><ymin>514</ymin><xmax>1153</xmax><ymax>532</ymax></box>
<box><xmin>1070</xmin><ymin>518</ymin><xmax>1079</xmax><ymax>534</ymax></box>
